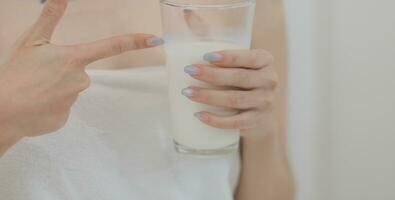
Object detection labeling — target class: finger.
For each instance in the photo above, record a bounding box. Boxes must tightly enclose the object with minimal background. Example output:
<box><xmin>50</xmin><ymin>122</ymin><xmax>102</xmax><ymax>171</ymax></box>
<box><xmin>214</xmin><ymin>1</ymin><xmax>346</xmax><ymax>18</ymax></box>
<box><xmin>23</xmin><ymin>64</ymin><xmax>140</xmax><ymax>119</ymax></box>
<box><xmin>203</xmin><ymin>49</ymin><xmax>274</xmax><ymax>69</ymax></box>
<box><xmin>194</xmin><ymin>110</ymin><xmax>261</xmax><ymax>129</ymax></box>
<box><xmin>184</xmin><ymin>9</ymin><xmax>209</xmax><ymax>37</ymax></box>
<box><xmin>184</xmin><ymin>64</ymin><xmax>278</xmax><ymax>89</ymax></box>
<box><xmin>73</xmin><ymin>34</ymin><xmax>164</xmax><ymax>65</ymax></box>
<box><xmin>182</xmin><ymin>87</ymin><xmax>271</xmax><ymax>110</ymax></box>
<box><xmin>28</xmin><ymin>0</ymin><xmax>68</xmax><ymax>43</ymax></box>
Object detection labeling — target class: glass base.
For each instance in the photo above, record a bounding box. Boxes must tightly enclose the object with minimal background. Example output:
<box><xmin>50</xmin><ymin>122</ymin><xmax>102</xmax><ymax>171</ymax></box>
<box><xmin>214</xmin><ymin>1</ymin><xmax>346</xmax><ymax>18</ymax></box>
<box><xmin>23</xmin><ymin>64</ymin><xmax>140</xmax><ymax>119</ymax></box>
<box><xmin>174</xmin><ymin>140</ymin><xmax>239</xmax><ymax>156</ymax></box>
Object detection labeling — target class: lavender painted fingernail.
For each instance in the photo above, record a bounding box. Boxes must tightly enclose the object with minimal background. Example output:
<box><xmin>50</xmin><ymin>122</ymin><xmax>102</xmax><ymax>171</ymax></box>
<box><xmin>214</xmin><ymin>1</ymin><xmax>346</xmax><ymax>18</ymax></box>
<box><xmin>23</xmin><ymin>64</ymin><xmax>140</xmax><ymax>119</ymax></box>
<box><xmin>181</xmin><ymin>88</ymin><xmax>196</xmax><ymax>97</ymax></box>
<box><xmin>203</xmin><ymin>52</ymin><xmax>223</xmax><ymax>62</ymax></box>
<box><xmin>194</xmin><ymin>112</ymin><xmax>208</xmax><ymax>121</ymax></box>
<box><xmin>184</xmin><ymin>65</ymin><xmax>200</xmax><ymax>75</ymax></box>
<box><xmin>146</xmin><ymin>37</ymin><xmax>164</xmax><ymax>46</ymax></box>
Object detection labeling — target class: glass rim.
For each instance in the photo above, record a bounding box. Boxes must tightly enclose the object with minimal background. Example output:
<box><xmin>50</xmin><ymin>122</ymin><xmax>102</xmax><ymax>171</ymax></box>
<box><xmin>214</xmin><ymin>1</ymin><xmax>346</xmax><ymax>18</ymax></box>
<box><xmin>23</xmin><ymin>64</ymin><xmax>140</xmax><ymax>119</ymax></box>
<box><xmin>160</xmin><ymin>0</ymin><xmax>256</xmax><ymax>9</ymax></box>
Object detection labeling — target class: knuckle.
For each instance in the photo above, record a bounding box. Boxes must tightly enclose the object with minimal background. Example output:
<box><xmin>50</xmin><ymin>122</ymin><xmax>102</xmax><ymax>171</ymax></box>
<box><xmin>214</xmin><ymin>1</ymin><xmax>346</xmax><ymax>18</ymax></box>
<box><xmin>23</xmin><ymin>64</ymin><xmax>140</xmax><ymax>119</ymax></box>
<box><xmin>268</xmin><ymin>78</ymin><xmax>279</xmax><ymax>90</ymax></box>
<box><xmin>249</xmin><ymin>51</ymin><xmax>259</xmax><ymax>67</ymax></box>
<box><xmin>232</xmin><ymin>117</ymin><xmax>246</xmax><ymax>129</ymax></box>
<box><xmin>238</xmin><ymin>113</ymin><xmax>256</xmax><ymax>129</ymax></box>
<box><xmin>256</xmin><ymin>93</ymin><xmax>266</xmax><ymax>105</ymax></box>
<box><xmin>231</xmin><ymin>119</ymin><xmax>240</xmax><ymax>129</ymax></box>
<box><xmin>267</xmin><ymin>70</ymin><xmax>279</xmax><ymax>89</ymax></box>
<box><xmin>230</xmin><ymin>53</ymin><xmax>239</xmax><ymax>64</ymax></box>
<box><xmin>254</xmin><ymin>49</ymin><xmax>274</xmax><ymax>66</ymax></box>
<box><xmin>206</xmin><ymin>115</ymin><xmax>228</xmax><ymax>129</ymax></box>
<box><xmin>234</xmin><ymin>70</ymin><xmax>251</xmax><ymax>88</ymax></box>
<box><xmin>255</xmin><ymin>91</ymin><xmax>267</xmax><ymax>107</ymax></box>
<box><xmin>66</xmin><ymin>48</ymin><xmax>87</xmax><ymax>67</ymax></box>
<box><xmin>249</xmin><ymin>115</ymin><xmax>260</xmax><ymax>128</ymax></box>
<box><xmin>198</xmin><ymin>90</ymin><xmax>212</xmax><ymax>103</ymax></box>
<box><xmin>265</xmin><ymin>53</ymin><xmax>275</xmax><ymax>65</ymax></box>
<box><xmin>205</xmin><ymin>68</ymin><xmax>220</xmax><ymax>82</ymax></box>
<box><xmin>69</xmin><ymin>57</ymin><xmax>86</xmax><ymax>67</ymax></box>
<box><xmin>262</xmin><ymin>99</ymin><xmax>274</xmax><ymax>110</ymax></box>
<box><xmin>113</xmin><ymin>41</ymin><xmax>124</xmax><ymax>55</ymax></box>
<box><xmin>258</xmin><ymin>69</ymin><xmax>279</xmax><ymax>90</ymax></box>
<box><xmin>132</xmin><ymin>36</ymin><xmax>146</xmax><ymax>49</ymax></box>
<box><xmin>253</xmin><ymin>49</ymin><xmax>267</xmax><ymax>57</ymax></box>
<box><xmin>206</xmin><ymin>117</ymin><xmax>221</xmax><ymax>128</ymax></box>
<box><xmin>130</xmin><ymin>33</ymin><xmax>147</xmax><ymax>48</ymax></box>
<box><xmin>42</xmin><ymin>5</ymin><xmax>60</xmax><ymax>18</ymax></box>
<box><xmin>228</xmin><ymin>92</ymin><xmax>246</xmax><ymax>108</ymax></box>
<box><xmin>111</xmin><ymin>38</ymin><xmax>127</xmax><ymax>54</ymax></box>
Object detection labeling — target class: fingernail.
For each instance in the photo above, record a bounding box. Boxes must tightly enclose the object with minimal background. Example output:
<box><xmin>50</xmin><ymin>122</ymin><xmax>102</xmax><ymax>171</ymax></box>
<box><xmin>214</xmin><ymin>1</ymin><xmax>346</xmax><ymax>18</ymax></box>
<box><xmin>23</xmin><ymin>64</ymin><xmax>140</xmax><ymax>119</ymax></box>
<box><xmin>181</xmin><ymin>88</ymin><xmax>196</xmax><ymax>97</ymax></box>
<box><xmin>184</xmin><ymin>65</ymin><xmax>200</xmax><ymax>75</ymax></box>
<box><xmin>194</xmin><ymin>112</ymin><xmax>208</xmax><ymax>121</ymax></box>
<box><xmin>146</xmin><ymin>37</ymin><xmax>164</xmax><ymax>46</ymax></box>
<box><xmin>203</xmin><ymin>52</ymin><xmax>223</xmax><ymax>62</ymax></box>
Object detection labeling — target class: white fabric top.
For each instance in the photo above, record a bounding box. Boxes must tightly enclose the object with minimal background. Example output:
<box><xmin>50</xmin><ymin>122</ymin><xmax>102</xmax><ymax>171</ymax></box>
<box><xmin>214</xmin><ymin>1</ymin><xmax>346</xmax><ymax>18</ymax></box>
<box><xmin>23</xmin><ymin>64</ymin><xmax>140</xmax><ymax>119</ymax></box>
<box><xmin>0</xmin><ymin>67</ymin><xmax>240</xmax><ymax>200</ymax></box>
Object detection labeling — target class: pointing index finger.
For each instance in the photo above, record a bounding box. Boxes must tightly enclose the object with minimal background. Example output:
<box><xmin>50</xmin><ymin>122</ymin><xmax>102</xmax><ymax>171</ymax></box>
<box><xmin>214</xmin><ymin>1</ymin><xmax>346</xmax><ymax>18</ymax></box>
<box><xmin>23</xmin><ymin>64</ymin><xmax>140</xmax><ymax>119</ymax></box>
<box><xmin>73</xmin><ymin>34</ymin><xmax>164</xmax><ymax>65</ymax></box>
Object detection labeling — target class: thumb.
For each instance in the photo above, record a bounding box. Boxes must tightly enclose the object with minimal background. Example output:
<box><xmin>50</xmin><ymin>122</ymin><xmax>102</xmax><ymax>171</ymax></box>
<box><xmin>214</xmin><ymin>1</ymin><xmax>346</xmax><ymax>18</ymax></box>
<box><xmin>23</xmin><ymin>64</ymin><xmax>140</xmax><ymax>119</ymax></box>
<box><xmin>184</xmin><ymin>9</ymin><xmax>209</xmax><ymax>37</ymax></box>
<box><xmin>26</xmin><ymin>0</ymin><xmax>68</xmax><ymax>44</ymax></box>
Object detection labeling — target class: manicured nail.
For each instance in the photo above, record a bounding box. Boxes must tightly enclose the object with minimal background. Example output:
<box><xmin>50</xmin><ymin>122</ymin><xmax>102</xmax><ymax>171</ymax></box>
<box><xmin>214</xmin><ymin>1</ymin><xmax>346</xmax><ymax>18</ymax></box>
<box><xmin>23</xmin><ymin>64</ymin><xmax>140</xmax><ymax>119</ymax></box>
<box><xmin>194</xmin><ymin>112</ymin><xmax>208</xmax><ymax>121</ymax></box>
<box><xmin>203</xmin><ymin>52</ymin><xmax>223</xmax><ymax>62</ymax></box>
<box><xmin>184</xmin><ymin>65</ymin><xmax>200</xmax><ymax>75</ymax></box>
<box><xmin>181</xmin><ymin>88</ymin><xmax>196</xmax><ymax>97</ymax></box>
<box><xmin>146</xmin><ymin>37</ymin><xmax>164</xmax><ymax>46</ymax></box>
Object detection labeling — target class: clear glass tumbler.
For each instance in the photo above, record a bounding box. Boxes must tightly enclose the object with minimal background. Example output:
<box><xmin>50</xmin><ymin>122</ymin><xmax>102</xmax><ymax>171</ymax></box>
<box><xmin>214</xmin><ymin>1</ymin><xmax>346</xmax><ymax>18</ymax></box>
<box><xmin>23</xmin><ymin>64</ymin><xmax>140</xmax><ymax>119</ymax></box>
<box><xmin>161</xmin><ymin>0</ymin><xmax>256</xmax><ymax>155</ymax></box>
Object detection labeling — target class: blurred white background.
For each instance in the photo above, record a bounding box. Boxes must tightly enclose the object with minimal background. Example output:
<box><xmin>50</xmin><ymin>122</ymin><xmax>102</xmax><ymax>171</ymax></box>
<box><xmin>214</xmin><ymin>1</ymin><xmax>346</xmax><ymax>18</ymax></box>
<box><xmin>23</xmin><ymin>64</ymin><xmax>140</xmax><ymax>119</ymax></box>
<box><xmin>284</xmin><ymin>0</ymin><xmax>395</xmax><ymax>199</ymax></box>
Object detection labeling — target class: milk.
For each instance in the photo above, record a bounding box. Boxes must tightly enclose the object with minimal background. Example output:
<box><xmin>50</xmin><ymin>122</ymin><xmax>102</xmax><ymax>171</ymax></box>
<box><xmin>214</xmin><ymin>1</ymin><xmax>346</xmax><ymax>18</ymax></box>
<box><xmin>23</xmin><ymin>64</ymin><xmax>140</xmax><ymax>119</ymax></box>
<box><xmin>165</xmin><ymin>41</ymin><xmax>245</xmax><ymax>151</ymax></box>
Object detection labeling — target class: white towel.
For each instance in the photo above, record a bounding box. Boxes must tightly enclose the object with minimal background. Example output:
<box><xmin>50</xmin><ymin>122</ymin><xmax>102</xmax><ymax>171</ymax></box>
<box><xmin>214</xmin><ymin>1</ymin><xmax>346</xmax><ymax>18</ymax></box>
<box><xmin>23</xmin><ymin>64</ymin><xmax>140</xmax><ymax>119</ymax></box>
<box><xmin>0</xmin><ymin>66</ymin><xmax>240</xmax><ymax>200</ymax></box>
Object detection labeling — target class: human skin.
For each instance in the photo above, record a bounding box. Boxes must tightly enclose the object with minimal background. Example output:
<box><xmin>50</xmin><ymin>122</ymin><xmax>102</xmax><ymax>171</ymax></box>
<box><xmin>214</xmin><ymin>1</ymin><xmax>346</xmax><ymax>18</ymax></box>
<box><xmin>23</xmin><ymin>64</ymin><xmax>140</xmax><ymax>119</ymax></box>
<box><xmin>0</xmin><ymin>0</ymin><xmax>294</xmax><ymax>199</ymax></box>
<box><xmin>0</xmin><ymin>0</ymin><xmax>164</xmax><ymax>156</ymax></box>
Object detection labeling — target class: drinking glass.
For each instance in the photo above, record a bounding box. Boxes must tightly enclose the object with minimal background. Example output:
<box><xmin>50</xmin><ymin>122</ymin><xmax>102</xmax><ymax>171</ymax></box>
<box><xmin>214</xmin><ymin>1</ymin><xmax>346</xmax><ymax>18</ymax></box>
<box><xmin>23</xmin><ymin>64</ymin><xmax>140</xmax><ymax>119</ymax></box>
<box><xmin>161</xmin><ymin>0</ymin><xmax>256</xmax><ymax>155</ymax></box>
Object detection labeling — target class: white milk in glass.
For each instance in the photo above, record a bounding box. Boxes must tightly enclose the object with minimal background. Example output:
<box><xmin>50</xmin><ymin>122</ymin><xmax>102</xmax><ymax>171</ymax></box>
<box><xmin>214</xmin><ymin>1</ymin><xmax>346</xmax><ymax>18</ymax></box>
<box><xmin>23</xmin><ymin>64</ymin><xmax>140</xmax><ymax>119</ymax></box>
<box><xmin>165</xmin><ymin>41</ymin><xmax>244</xmax><ymax>151</ymax></box>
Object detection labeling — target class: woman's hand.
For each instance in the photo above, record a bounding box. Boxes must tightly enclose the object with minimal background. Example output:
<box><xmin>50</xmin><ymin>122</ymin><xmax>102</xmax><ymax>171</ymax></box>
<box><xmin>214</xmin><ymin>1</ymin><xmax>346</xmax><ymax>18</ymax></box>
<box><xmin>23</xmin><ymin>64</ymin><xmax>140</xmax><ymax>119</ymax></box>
<box><xmin>182</xmin><ymin>49</ymin><xmax>278</xmax><ymax>131</ymax></box>
<box><xmin>0</xmin><ymin>0</ymin><xmax>163</xmax><ymax>155</ymax></box>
